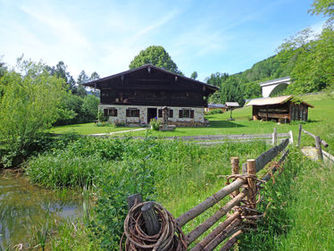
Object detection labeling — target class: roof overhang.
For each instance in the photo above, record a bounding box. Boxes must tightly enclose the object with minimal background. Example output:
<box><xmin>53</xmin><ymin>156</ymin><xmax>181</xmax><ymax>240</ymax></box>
<box><xmin>83</xmin><ymin>64</ymin><xmax>219</xmax><ymax>94</ymax></box>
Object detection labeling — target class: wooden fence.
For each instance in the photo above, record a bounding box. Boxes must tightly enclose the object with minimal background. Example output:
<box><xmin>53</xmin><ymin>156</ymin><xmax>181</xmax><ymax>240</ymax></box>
<box><xmin>297</xmin><ymin>124</ymin><xmax>333</xmax><ymax>163</ymax></box>
<box><xmin>122</xmin><ymin>138</ymin><xmax>290</xmax><ymax>250</ymax></box>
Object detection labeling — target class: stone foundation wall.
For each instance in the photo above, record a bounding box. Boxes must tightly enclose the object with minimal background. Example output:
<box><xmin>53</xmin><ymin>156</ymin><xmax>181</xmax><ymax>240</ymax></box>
<box><xmin>99</xmin><ymin>104</ymin><xmax>206</xmax><ymax>127</ymax></box>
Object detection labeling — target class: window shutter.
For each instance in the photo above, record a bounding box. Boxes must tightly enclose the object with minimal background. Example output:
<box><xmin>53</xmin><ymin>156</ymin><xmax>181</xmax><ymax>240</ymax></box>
<box><xmin>126</xmin><ymin>109</ymin><xmax>129</xmax><ymax>117</ymax></box>
<box><xmin>104</xmin><ymin>109</ymin><xmax>108</xmax><ymax>116</ymax></box>
<box><xmin>179</xmin><ymin>110</ymin><xmax>183</xmax><ymax>118</ymax></box>
<box><xmin>158</xmin><ymin>109</ymin><xmax>162</xmax><ymax>118</ymax></box>
<box><xmin>190</xmin><ymin>110</ymin><xmax>194</xmax><ymax>118</ymax></box>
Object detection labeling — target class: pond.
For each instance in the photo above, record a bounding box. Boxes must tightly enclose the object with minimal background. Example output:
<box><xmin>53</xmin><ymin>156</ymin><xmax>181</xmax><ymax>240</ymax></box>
<box><xmin>0</xmin><ymin>172</ymin><xmax>84</xmax><ymax>250</ymax></box>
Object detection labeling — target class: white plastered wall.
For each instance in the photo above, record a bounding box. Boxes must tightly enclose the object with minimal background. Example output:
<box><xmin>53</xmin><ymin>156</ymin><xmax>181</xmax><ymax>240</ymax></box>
<box><xmin>98</xmin><ymin>104</ymin><xmax>205</xmax><ymax>125</ymax></box>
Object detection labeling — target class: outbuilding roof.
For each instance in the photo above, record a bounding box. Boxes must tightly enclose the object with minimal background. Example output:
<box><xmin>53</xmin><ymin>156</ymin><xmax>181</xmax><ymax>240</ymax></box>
<box><xmin>208</xmin><ymin>103</ymin><xmax>226</xmax><ymax>108</ymax></box>
<box><xmin>246</xmin><ymin>95</ymin><xmax>314</xmax><ymax>107</ymax></box>
<box><xmin>225</xmin><ymin>102</ymin><xmax>240</xmax><ymax>107</ymax></box>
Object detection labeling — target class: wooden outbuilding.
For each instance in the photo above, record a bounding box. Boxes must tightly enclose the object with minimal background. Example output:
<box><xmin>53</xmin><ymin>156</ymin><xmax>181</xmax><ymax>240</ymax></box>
<box><xmin>83</xmin><ymin>64</ymin><xmax>218</xmax><ymax>126</ymax></box>
<box><xmin>205</xmin><ymin>103</ymin><xmax>227</xmax><ymax>113</ymax></box>
<box><xmin>246</xmin><ymin>95</ymin><xmax>313</xmax><ymax>123</ymax></box>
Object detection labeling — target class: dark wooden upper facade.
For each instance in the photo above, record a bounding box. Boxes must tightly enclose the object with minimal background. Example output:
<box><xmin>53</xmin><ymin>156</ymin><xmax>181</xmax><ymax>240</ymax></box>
<box><xmin>83</xmin><ymin>65</ymin><xmax>218</xmax><ymax>108</ymax></box>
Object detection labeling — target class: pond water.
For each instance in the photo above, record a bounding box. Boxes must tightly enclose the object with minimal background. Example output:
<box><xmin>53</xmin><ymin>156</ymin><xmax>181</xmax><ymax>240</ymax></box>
<box><xmin>0</xmin><ymin>172</ymin><xmax>83</xmax><ymax>250</ymax></box>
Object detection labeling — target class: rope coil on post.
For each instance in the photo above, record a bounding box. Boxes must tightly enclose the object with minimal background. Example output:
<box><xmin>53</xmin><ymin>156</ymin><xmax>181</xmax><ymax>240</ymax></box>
<box><xmin>121</xmin><ymin>202</ymin><xmax>187</xmax><ymax>251</ymax></box>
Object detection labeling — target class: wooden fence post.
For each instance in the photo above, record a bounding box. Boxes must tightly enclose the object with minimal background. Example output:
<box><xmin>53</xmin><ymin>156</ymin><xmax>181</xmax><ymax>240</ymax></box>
<box><xmin>141</xmin><ymin>202</ymin><xmax>161</xmax><ymax>235</ymax></box>
<box><xmin>272</xmin><ymin>127</ymin><xmax>277</xmax><ymax>145</ymax></box>
<box><xmin>127</xmin><ymin>194</ymin><xmax>142</xmax><ymax>210</ymax></box>
<box><xmin>289</xmin><ymin>130</ymin><xmax>294</xmax><ymax>145</ymax></box>
<box><xmin>247</xmin><ymin>159</ymin><xmax>257</xmax><ymax>209</ymax></box>
<box><xmin>297</xmin><ymin>124</ymin><xmax>302</xmax><ymax>147</ymax></box>
<box><xmin>315</xmin><ymin>136</ymin><xmax>323</xmax><ymax>161</ymax></box>
<box><xmin>231</xmin><ymin>157</ymin><xmax>240</xmax><ymax>197</ymax></box>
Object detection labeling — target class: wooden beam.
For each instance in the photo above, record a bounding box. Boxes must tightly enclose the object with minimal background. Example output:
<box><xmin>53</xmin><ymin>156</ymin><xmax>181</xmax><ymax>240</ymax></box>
<box><xmin>190</xmin><ymin>211</ymin><xmax>240</xmax><ymax>251</ymax></box>
<box><xmin>315</xmin><ymin>136</ymin><xmax>323</xmax><ymax>161</ymax></box>
<box><xmin>255</xmin><ymin>138</ymin><xmax>289</xmax><ymax>172</ymax></box>
<box><xmin>298</xmin><ymin>124</ymin><xmax>302</xmax><ymax>147</ymax></box>
<box><xmin>185</xmin><ymin>191</ymin><xmax>247</xmax><ymax>244</ymax></box>
<box><xmin>302</xmin><ymin>129</ymin><xmax>328</xmax><ymax>147</ymax></box>
<box><xmin>231</xmin><ymin>157</ymin><xmax>240</xmax><ymax>197</ymax></box>
<box><xmin>176</xmin><ymin>179</ymin><xmax>246</xmax><ymax>227</ymax></box>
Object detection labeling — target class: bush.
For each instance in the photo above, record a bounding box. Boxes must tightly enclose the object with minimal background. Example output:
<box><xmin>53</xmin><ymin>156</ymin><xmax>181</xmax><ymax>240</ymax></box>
<box><xmin>0</xmin><ymin>60</ymin><xmax>67</xmax><ymax>167</ymax></box>
<box><xmin>205</xmin><ymin>109</ymin><xmax>223</xmax><ymax>115</ymax></box>
<box><xmin>150</xmin><ymin>118</ymin><xmax>161</xmax><ymax>130</ymax></box>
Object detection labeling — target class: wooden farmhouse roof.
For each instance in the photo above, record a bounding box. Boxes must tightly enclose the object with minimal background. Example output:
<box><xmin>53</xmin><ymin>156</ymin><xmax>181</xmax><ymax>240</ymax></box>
<box><xmin>246</xmin><ymin>95</ymin><xmax>314</xmax><ymax>108</ymax></box>
<box><xmin>83</xmin><ymin>64</ymin><xmax>218</xmax><ymax>94</ymax></box>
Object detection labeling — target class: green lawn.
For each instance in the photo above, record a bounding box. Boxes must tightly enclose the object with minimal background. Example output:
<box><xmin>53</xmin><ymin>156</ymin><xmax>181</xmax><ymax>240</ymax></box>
<box><xmin>50</xmin><ymin>93</ymin><xmax>334</xmax><ymax>154</ymax></box>
<box><xmin>49</xmin><ymin>123</ymin><xmax>134</xmax><ymax>135</ymax></box>
<box><xmin>121</xmin><ymin>93</ymin><xmax>334</xmax><ymax>152</ymax></box>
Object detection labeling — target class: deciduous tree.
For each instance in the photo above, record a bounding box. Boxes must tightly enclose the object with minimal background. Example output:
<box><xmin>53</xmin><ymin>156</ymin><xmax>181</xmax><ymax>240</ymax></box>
<box><xmin>129</xmin><ymin>46</ymin><xmax>182</xmax><ymax>74</ymax></box>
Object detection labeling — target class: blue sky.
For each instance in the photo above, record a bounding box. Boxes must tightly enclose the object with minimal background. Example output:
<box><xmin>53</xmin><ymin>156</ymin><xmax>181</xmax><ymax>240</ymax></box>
<box><xmin>0</xmin><ymin>0</ymin><xmax>326</xmax><ymax>81</ymax></box>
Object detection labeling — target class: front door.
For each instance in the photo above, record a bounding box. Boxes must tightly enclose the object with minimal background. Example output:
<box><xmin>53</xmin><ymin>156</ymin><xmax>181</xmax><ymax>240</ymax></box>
<box><xmin>147</xmin><ymin>108</ymin><xmax>157</xmax><ymax>124</ymax></box>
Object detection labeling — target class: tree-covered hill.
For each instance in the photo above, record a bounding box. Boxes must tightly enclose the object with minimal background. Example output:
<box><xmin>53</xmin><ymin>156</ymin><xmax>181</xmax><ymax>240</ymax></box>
<box><xmin>208</xmin><ymin>1</ymin><xmax>334</xmax><ymax>104</ymax></box>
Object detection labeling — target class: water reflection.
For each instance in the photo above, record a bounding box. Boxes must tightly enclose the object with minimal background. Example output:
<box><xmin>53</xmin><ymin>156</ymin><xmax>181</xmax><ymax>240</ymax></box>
<box><xmin>0</xmin><ymin>173</ymin><xmax>83</xmax><ymax>250</ymax></box>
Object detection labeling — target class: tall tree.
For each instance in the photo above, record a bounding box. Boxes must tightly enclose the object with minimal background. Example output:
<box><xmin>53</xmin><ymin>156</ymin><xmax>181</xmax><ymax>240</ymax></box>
<box><xmin>0</xmin><ymin>60</ymin><xmax>67</xmax><ymax>166</ymax></box>
<box><xmin>220</xmin><ymin>77</ymin><xmax>244</xmax><ymax>105</ymax></box>
<box><xmin>191</xmin><ymin>71</ymin><xmax>198</xmax><ymax>80</ymax></box>
<box><xmin>77</xmin><ymin>70</ymin><xmax>89</xmax><ymax>84</ymax></box>
<box><xmin>206</xmin><ymin>72</ymin><xmax>229</xmax><ymax>87</ymax></box>
<box><xmin>90</xmin><ymin>72</ymin><xmax>100</xmax><ymax>81</ymax></box>
<box><xmin>129</xmin><ymin>45</ymin><xmax>182</xmax><ymax>74</ymax></box>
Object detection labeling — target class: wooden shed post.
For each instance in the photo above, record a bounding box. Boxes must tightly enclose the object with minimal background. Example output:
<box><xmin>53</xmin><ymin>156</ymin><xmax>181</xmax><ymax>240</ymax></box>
<box><xmin>141</xmin><ymin>202</ymin><xmax>161</xmax><ymax>235</ymax></box>
<box><xmin>246</xmin><ymin>159</ymin><xmax>257</xmax><ymax>209</ymax></box>
<box><xmin>272</xmin><ymin>127</ymin><xmax>277</xmax><ymax>145</ymax></box>
<box><xmin>297</xmin><ymin>124</ymin><xmax>302</xmax><ymax>147</ymax></box>
<box><xmin>315</xmin><ymin>136</ymin><xmax>323</xmax><ymax>161</ymax></box>
<box><xmin>231</xmin><ymin>157</ymin><xmax>240</xmax><ymax>197</ymax></box>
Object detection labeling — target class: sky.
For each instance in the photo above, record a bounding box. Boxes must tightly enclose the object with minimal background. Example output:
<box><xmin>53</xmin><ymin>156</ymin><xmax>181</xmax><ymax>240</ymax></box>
<box><xmin>0</xmin><ymin>0</ymin><xmax>326</xmax><ymax>82</ymax></box>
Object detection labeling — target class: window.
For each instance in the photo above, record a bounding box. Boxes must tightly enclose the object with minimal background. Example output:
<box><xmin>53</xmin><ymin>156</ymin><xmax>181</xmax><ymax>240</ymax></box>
<box><xmin>179</xmin><ymin>109</ymin><xmax>194</xmax><ymax>118</ymax></box>
<box><xmin>126</xmin><ymin>108</ymin><xmax>140</xmax><ymax>117</ymax></box>
<box><xmin>158</xmin><ymin>109</ymin><xmax>173</xmax><ymax>118</ymax></box>
<box><xmin>104</xmin><ymin>108</ymin><xmax>117</xmax><ymax>117</ymax></box>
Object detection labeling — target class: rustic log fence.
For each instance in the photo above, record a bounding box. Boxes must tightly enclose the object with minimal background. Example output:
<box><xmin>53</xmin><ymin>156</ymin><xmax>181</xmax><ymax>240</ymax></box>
<box><xmin>297</xmin><ymin>124</ymin><xmax>333</xmax><ymax>163</ymax></box>
<box><xmin>177</xmin><ymin>128</ymin><xmax>293</xmax><ymax>146</ymax></box>
<box><xmin>121</xmin><ymin>138</ymin><xmax>290</xmax><ymax>250</ymax></box>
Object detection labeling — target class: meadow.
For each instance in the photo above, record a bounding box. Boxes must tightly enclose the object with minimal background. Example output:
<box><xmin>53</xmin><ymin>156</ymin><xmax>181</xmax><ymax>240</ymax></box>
<box><xmin>16</xmin><ymin>92</ymin><xmax>334</xmax><ymax>250</ymax></box>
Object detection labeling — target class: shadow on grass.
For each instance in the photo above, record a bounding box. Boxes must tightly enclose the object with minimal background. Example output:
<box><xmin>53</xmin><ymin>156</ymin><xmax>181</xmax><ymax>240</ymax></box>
<box><xmin>208</xmin><ymin>120</ymin><xmax>246</xmax><ymax>128</ymax></box>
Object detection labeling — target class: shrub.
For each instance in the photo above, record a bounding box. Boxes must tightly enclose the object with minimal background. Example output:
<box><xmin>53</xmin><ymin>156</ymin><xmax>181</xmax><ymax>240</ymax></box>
<box><xmin>0</xmin><ymin>60</ymin><xmax>67</xmax><ymax>167</ymax></box>
<box><xmin>150</xmin><ymin>118</ymin><xmax>161</xmax><ymax>130</ymax></box>
<box><xmin>205</xmin><ymin>109</ymin><xmax>223</xmax><ymax>115</ymax></box>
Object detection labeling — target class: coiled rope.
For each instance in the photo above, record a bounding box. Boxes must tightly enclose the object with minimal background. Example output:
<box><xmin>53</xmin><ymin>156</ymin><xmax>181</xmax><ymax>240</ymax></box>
<box><xmin>121</xmin><ymin>202</ymin><xmax>187</xmax><ymax>251</ymax></box>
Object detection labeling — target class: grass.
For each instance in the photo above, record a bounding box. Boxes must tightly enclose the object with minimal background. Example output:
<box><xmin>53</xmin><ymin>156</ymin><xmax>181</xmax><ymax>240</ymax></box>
<box><xmin>49</xmin><ymin>122</ymin><xmax>133</xmax><ymax>135</ymax></box>
<box><xmin>26</xmin><ymin>92</ymin><xmax>334</xmax><ymax>249</ymax></box>
<box><xmin>49</xmin><ymin>93</ymin><xmax>334</xmax><ymax>157</ymax></box>
<box><xmin>239</xmin><ymin>148</ymin><xmax>334</xmax><ymax>251</ymax></box>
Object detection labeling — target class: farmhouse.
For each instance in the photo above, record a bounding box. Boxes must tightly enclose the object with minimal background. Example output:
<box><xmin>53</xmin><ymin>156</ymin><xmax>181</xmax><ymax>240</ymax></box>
<box><xmin>246</xmin><ymin>95</ymin><xmax>313</xmax><ymax>122</ymax></box>
<box><xmin>83</xmin><ymin>64</ymin><xmax>218</xmax><ymax>126</ymax></box>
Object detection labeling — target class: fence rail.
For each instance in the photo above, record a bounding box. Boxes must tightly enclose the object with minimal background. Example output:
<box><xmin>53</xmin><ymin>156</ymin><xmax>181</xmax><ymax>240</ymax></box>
<box><xmin>297</xmin><ymin>124</ymin><xmax>333</xmax><ymax>162</ymax></box>
<box><xmin>122</xmin><ymin>138</ymin><xmax>290</xmax><ymax>250</ymax></box>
